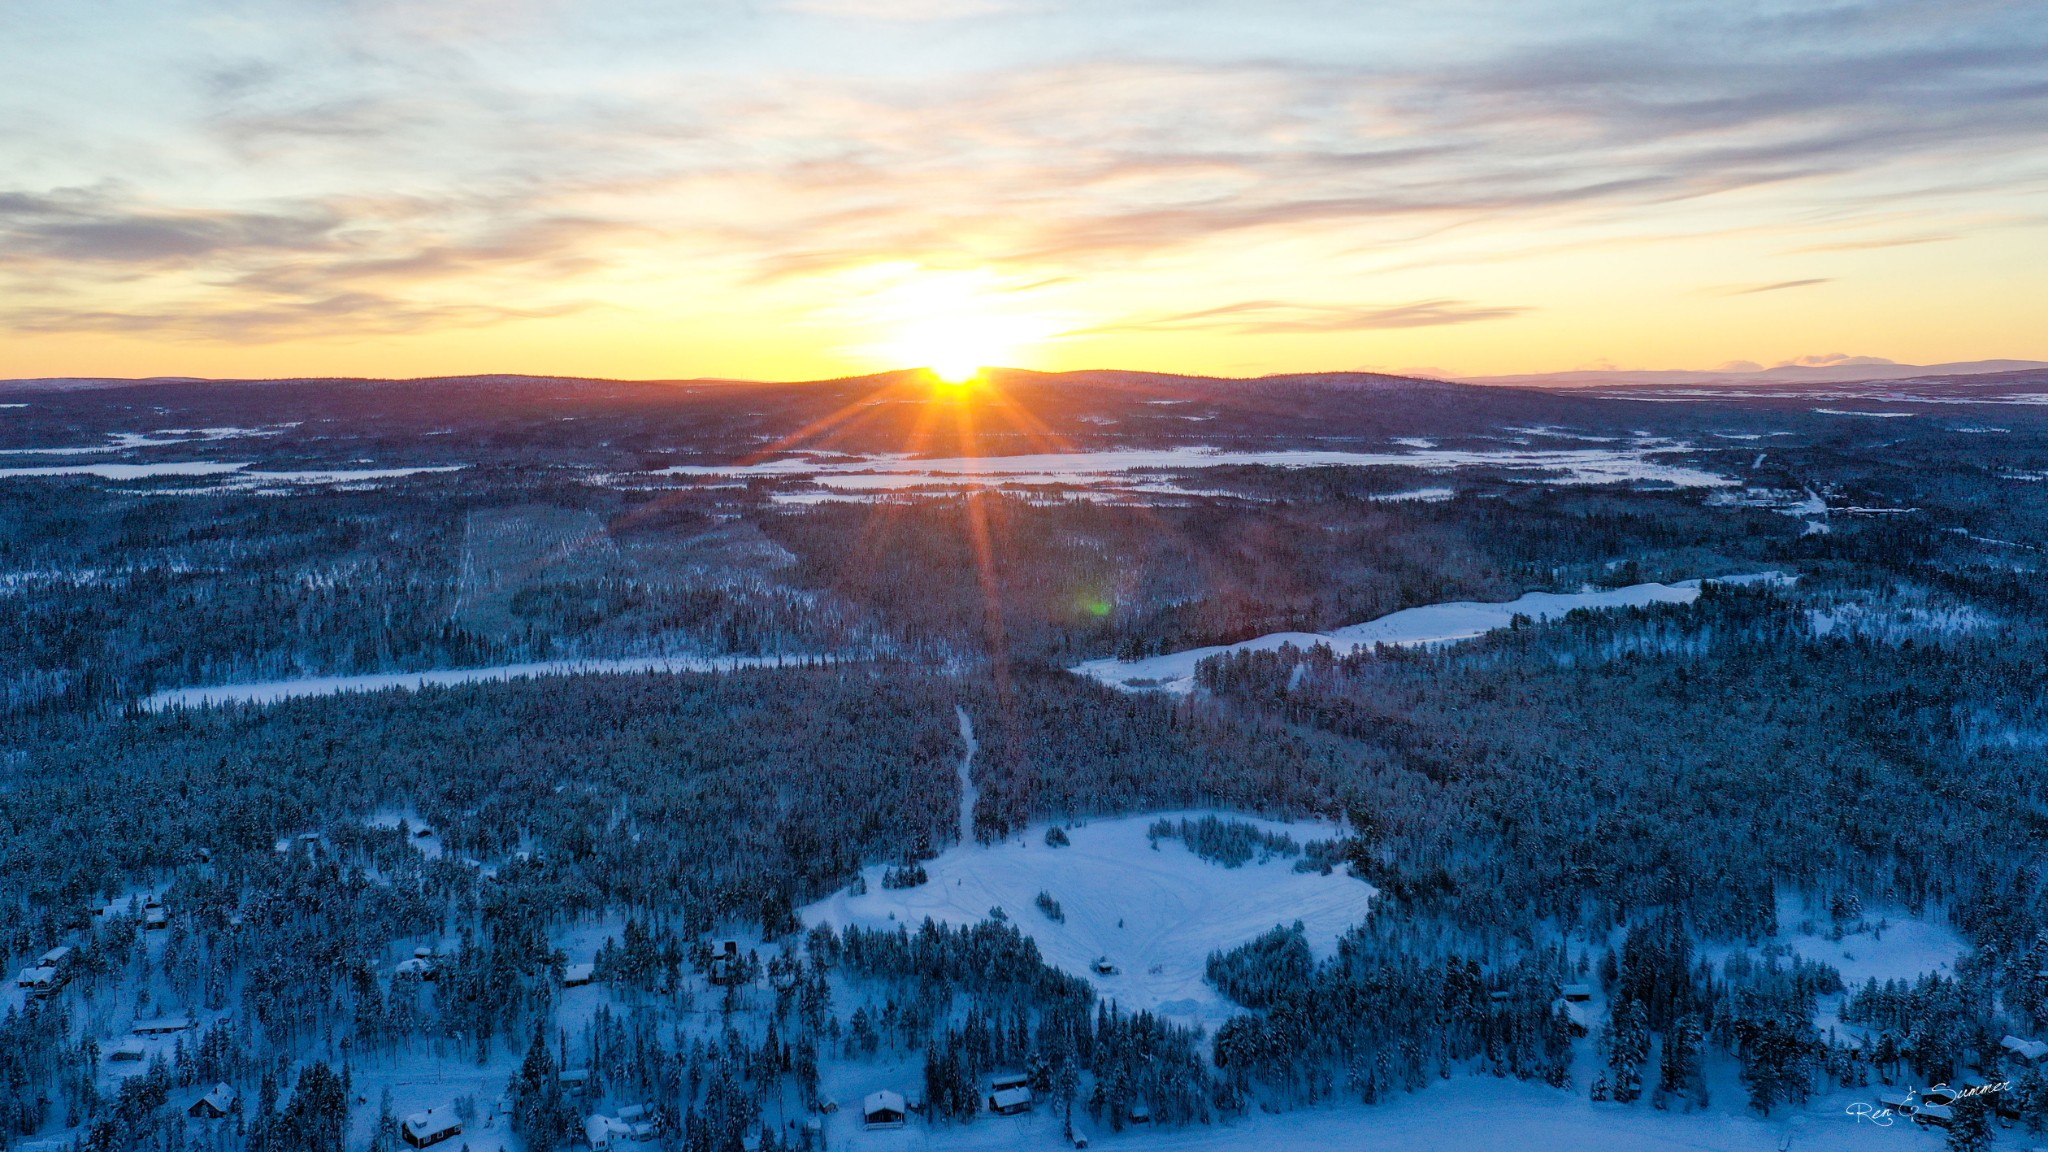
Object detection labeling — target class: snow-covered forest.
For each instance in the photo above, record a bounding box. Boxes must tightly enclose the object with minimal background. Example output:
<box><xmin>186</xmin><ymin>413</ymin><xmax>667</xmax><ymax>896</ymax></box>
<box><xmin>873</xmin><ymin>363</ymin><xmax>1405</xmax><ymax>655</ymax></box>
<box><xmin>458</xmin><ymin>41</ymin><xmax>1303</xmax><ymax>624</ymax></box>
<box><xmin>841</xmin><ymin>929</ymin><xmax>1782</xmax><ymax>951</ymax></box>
<box><xmin>4</xmin><ymin>369</ymin><xmax>2048</xmax><ymax>1152</ymax></box>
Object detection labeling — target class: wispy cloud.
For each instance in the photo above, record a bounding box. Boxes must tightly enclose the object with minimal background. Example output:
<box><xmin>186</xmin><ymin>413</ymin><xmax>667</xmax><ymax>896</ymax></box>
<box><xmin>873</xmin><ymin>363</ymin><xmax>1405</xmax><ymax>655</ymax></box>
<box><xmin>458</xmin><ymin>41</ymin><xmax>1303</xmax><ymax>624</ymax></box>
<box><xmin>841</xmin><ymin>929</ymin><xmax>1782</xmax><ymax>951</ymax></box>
<box><xmin>3</xmin><ymin>0</ymin><xmax>2047</xmax><ymax>359</ymax></box>
<box><xmin>1078</xmin><ymin>299</ymin><xmax>1528</xmax><ymax>336</ymax></box>
<box><xmin>1720</xmin><ymin>278</ymin><xmax>1834</xmax><ymax>296</ymax></box>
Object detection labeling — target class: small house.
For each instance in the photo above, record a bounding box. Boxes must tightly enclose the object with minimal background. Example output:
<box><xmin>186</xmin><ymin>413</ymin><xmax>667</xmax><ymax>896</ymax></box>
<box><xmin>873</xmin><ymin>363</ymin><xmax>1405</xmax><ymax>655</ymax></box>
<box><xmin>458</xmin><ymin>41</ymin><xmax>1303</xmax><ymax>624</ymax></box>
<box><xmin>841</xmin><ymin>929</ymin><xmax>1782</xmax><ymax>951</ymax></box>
<box><xmin>1876</xmin><ymin>1091</ymin><xmax>1916</xmax><ymax>1116</ymax></box>
<box><xmin>401</xmin><ymin>1105</ymin><xmax>464</xmax><ymax>1149</ymax></box>
<box><xmin>1913</xmin><ymin>1102</ymin><xmax>1954</xmax><ymax>1128</ymax></box>
<box><xmin>107</xmin><ymin>1040</ymin><xmax>147</xmax><ymax>1063</ymax></box>
<box><xmin>2003</xmin><ymin>1035</ymin><xmax>2048</xmax><ymax>1063</ymax></box>
<box><xmin>1091</xmin><ymin>958</ymin><xmax>1118</xmax><ymax>976</ymax></box>
<box><xmin>144</xmin><ymin>907</ymin><xmax>168</xmax><ymax>931</ymax></box>
<box><xmin>394</xmin><ymin>958</ymin><xmax>435</xmax><ymax>982</ymax></box>
<box><xmin>1561</xmin><ymin>1000</ymin><xmax>1592</xmax><ymax>1036</ymax></box>
<box><xmin>863</xmin><ymin>1090</ymin><xmax>907</xmax><ymax>1130</ymax></box>
<box><xmin>133</xmin><ymin>1017</ymin><xmax>194</xmax><ymax>1035</ymax></box>
<box><xmin>17</xmin><ymin>967</ymin><xmax>62</xmax><ymax>997</ymax></box>
<box><xmin>584</xmin><ymin>1115</ymin><xmax>624</xmax><ymax>1151</ymax></box>
<box><xmin>563</xmin><ymin>962</ymin><xmax>596</xmax><ymax>988</ymax></box>
<box><xmin>988</xmin><ymin>1086</ymin><xmax>1033</xmax><ymax>1116</ymax></box>
<box><xmin>708</xmin><ymin>940</ymin><xmax>745</xmax><ymax>986</ymax></box>
<box><xmin>1560</xmin><ymin>983</ymin><xmax>1593</xmax><ymax>1003</ymax></box>
<box><xmin>560</xmin><ymin>1068</ymin><xmax>591</xmax><ymax>1095</ymax></box>
<box><xmin>189</xmin><ymin>1084</ymin><xmax>238</xmax><ymax>1120</ymax></box>
<box><xmin>38</xmin><ymin>946</ymin><xmax>73</xmax><ymax>972</ymax></box>
<box><xmin>1128</xmin><ymin>1102</ymin><xmax>1153</xmax><ymax>1125</ymax></box>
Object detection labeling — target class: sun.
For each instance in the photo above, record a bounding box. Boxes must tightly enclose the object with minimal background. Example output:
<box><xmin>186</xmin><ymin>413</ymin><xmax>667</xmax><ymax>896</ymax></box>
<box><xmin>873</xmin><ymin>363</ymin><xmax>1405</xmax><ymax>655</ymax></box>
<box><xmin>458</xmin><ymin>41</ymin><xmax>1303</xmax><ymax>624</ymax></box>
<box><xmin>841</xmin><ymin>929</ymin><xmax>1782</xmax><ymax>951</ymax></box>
<box><xmin>927</xmin><ymin>356</ymin><xmax>983</xmax><ymax>386</ymax></box>
<box><xmin>828</xmin><ymin>264</ymin><xmax>1061</xmax><ymax>383</ymax></box>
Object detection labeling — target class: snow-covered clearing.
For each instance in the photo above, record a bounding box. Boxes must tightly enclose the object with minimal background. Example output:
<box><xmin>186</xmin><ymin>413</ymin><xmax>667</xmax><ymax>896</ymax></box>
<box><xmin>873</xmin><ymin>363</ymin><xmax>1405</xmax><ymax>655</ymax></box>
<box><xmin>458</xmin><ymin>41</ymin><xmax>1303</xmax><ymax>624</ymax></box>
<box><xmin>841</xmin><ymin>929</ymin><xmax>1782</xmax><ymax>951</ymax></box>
<box><xmin>142</xmin><ymin>654</ymin><xmax>826</xmax><ymax>709</ymax></box>
<box><xmin>1072</xmin><ymin>573</ymin><xmax>1795</xmax><ymax>694</ymax></box>
<box><xmin>628</xmin><ymin>443</ymin><xmax>1734</xmax><ymax>494</ymax></box>
<box><xmin>803</xmin><ymin>811</ymin><xmax>1372</xmax><ymax>1025</ymax></box>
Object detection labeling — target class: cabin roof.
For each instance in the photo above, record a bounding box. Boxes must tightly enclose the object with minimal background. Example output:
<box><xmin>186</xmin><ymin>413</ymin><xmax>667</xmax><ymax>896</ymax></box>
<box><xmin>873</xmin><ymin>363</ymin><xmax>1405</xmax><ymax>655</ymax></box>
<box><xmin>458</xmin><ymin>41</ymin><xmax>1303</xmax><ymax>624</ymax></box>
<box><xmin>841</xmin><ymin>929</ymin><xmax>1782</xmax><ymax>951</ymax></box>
<box><xmin>863</xmin><ymin>1090</ymin><xmax>906</xmax><ymax>1115</ymax></box>
<box><xmin>402</xmin><ymin>1106</ymin><xmax>462</xmax><ymax>1137</ymax></box>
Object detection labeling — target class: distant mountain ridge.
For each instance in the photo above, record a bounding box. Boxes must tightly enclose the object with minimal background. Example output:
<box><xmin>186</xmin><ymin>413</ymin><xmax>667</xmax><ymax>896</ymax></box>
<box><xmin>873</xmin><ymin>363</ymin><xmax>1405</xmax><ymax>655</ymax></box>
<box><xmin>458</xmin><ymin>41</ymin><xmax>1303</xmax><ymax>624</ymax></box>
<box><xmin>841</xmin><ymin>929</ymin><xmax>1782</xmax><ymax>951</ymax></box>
<box><xmin>1463</xmin><ymin>359</ymin><xmax>2048</xmax><ymax>390</ymax></box>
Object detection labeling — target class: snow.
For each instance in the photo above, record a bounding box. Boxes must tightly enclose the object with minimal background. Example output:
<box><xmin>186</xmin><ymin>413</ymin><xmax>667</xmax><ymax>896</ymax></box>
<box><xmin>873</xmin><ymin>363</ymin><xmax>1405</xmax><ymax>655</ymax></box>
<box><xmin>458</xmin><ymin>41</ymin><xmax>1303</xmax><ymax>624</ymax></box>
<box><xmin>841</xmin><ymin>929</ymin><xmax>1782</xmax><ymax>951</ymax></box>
<box><xmin>802</xmin><ymin>810</ymin><xmax>1373</xmax><ymax>1025</ymax></box>
<box><xmin>1773</xmin><ymin>900</ymin><xmax>1968</xmax><ymax>991</ymax></box>
<box><xmin>630</xmin><ymin>443</ymin><xmax>1735</xmax><ymax>493</ymax></box>
<box><xmin>0</xmin><ymin>461</ymin><xmax>462</xmax><ymax>485</ymax></box>
<box><xmin>955</xmin><ymin>706</ymin><xmax>978</xmax><ymax>846</ymax></box>
<box><xmin>1072</xmin><ymin>574</ymin><xmax>1797</xmax><ymax>694</ymax></box>
<box><xmin>1368</xmin><ymin>487</ymin><xmax>1455</xmax><ymax>503</ymax></box>
<box><xmin>813</xmin><ymin>1074</ymin><xmax>1937</xmax><ymax>1152</ymax></box>
<box><xmin>141</xmin><ymin>654</ymin><xmax>829</xmax><ymax>710</ymax></box>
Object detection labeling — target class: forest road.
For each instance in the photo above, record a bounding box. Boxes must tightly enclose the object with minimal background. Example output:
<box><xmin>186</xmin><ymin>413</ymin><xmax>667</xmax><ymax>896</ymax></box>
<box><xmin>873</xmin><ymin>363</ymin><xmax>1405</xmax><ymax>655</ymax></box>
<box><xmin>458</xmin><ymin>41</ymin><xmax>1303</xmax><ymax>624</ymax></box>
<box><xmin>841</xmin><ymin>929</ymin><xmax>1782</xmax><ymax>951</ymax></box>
<box><xmin>956</xmin><ymin>704</ymin><xmax>978</xmax><ymax>846</ymax></box>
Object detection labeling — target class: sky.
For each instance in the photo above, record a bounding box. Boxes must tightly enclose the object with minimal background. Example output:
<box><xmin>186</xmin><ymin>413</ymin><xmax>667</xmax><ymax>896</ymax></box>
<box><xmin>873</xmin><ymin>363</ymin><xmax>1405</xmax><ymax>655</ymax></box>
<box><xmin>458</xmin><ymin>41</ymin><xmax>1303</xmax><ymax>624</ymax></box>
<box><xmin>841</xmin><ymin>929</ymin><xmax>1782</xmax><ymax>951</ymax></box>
<box><xmin>2</xmin><ymin>0</ymin><xmax>2046</xmax><ymax>382</ymax></box>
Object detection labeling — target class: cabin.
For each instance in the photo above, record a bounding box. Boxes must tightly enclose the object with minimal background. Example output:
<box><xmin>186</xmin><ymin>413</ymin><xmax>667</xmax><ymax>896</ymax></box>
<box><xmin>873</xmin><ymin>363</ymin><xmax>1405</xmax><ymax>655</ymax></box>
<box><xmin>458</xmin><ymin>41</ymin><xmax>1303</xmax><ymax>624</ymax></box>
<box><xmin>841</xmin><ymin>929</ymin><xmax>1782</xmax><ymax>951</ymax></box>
<box><xmin>1913</xmin><ymin>1102</ymin><xmax>1954</xmax><ymax>1129</ymax></box>
<box><xmin>708</xmin><ymin>940</ymin><xmax>746</xmax><ymax>986</ymax></box>
<box><xmin>1560</xmin><ymin>983</ymin><xmax>1593</xmax><ymax>1003</ymax></box>
<box><xmin>1876</xmin><ymin>1091</ymin><xmax>1917</xmax><ymax>1117</ymax></box>
<box><xmin>1128</xmin><ymin>1102</ymin><xmax>1153</xmax><ymax>1125</ymax></box>
<box><xmin>39</xmin><ymin>946</ymin><xmax>73</xmax><ymax>972</ymax></box>
<box><xmin>2003</xmin><ymin>1035</ymin><xmax>2048</xmax><ymax>1063</ymax></box>
<box><xmin>1091</xmin><ymin>958</ymin><xmax>1118</xmax><ymax>976</ymax></box>
<box><xmin>133</xmin><ymin>1017</ymin><xmax>194</xmax><ymax>1035</ymax></box>
<box><xmin>559</xmin><ymin>1067</ymin><xmax>591</xmax><ymax>1095</ymax></box>
<box><xmin>583</xmin><ymin>1115</ymin><xmax>619</xmax><ymax>1151</ymax></box>
<box><xmin>862</xmin><ymin>1090</ymin><xmax>907</xmax><ymax>1130</ymax></box>
<box><xmin>394</xmin><ymin>958</ymin><xmax>436</xmax><ymax>982</ymax></box>
<box><xmin>144</xmin><ymin>904</ymin><xmax>168</xmax><ymax>931</ymax></box>
<box><xmin>563</xmin><ymin>962</ymin><xmax>596</xmax><ymax>988</ymax></box>
<box><xmin>583</xmin><ymin>1114</ymin><xmax>652</xmax><ymax>1152</ymax></box>
<box><xmin>401</xmin><ymin>1105</ymin><xmax>464</xmax><ymax>1148</ymax></box>
<box><xmin>17</xmin><ymin>967</ymin><xmax>62</xmax><ymax>998</ymax></box>
<box><xmin>603</xmin><ymin>1102</ymin><xmax>659</xmax><ymax>1142</ymax></box>
<box><xmin>987</xmin><ymin>1086</ymin><xmax>1033</xmax><ymax>1116</ymax></box>
<box><xmin>107</xmin><ymin>1040</ymin><xmax>147</xmax><ymax>1063</ymax></box>
<box><xmin>1553</xmin><ymin>999</ymin><xmax>1591</xmax><ymax>1037</ymax></box>
<box><xmin>189</xmin><ymin>1084</ymin><xmax>238</xmax><ymax>1120</ymax></box>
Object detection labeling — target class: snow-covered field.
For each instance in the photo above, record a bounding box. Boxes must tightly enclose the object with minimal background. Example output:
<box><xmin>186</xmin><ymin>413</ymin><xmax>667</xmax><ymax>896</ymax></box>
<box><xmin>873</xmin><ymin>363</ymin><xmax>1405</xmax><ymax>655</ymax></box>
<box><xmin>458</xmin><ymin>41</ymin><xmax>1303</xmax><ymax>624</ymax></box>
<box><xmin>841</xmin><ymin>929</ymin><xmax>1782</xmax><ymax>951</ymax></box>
<box><xmin>803</xmin><ymin>811</ymin><xmax>1373</xmax><ymax>1025</ymax></box>
<box><xmin>142</xmin><ymin>653</ymin><xmax>824</xmax><ymax>709</ymax></box>
<box><xmin>1072</xmin><ymin>573</ymin><xmax>1794</xmax><ymax>694</ymax></box>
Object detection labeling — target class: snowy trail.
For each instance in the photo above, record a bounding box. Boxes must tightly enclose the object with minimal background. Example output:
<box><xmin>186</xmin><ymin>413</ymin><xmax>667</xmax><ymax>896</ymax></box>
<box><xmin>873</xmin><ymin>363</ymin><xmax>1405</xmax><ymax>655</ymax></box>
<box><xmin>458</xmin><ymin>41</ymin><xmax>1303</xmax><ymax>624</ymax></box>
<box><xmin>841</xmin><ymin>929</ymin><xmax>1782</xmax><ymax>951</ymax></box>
<box><xmin>1072</xmin><ymin>571</ymin><xmax>1794</xmax><ymax>694</ymax></box>
<box><xmin>141</xmin><ymin>653</ymin><xmax>826</xmax><ymax>710</ymax></box>
<box><xmin>955</xmin><ymin>705</ymin><xmax>978</xmax><ymax>846</ymax></box>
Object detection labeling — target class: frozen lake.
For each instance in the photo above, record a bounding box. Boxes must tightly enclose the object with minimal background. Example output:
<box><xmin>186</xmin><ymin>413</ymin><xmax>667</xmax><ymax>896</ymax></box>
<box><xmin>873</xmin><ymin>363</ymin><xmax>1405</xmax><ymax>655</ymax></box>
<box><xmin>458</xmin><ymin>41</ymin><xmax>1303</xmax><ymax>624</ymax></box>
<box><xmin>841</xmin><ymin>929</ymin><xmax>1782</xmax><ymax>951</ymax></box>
<box><xmin>634</xmin><ymin>442</ymin><xmax>1736</xmax><ymax>493</ymax></box>
<box><xmin>141</xmin><ymin>653</ymin><xmax>823</xmax><ymax>709</ymax></box>
<box><xmin>1073</xmin><ymin>573</ymin><xmax>1794</xmax><ymax>693</ymax></box>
